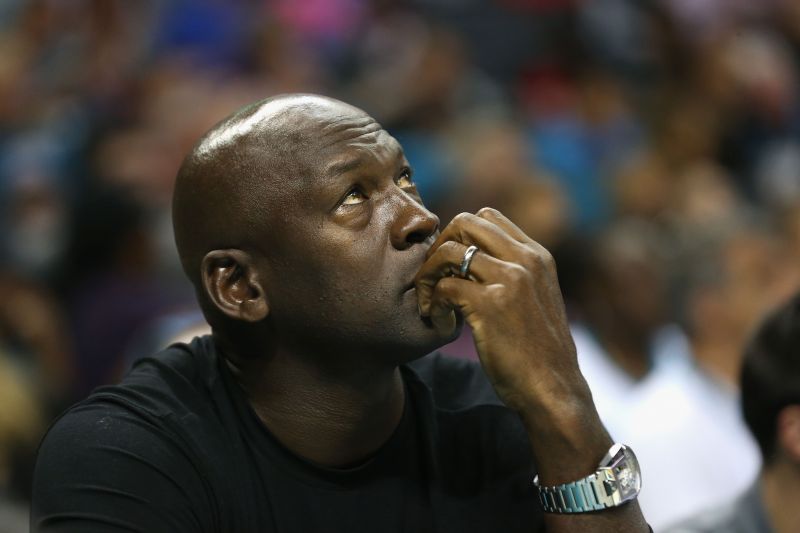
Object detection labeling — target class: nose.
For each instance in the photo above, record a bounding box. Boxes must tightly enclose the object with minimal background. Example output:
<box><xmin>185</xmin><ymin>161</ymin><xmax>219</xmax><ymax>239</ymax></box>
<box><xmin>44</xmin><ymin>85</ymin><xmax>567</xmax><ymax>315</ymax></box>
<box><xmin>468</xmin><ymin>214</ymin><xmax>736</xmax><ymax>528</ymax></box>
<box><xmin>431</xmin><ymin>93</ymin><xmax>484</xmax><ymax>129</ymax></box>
<box><xmin>390</xmin><ymin>196</ymin><xmax>440</xmax><ymax>250</ymax></box>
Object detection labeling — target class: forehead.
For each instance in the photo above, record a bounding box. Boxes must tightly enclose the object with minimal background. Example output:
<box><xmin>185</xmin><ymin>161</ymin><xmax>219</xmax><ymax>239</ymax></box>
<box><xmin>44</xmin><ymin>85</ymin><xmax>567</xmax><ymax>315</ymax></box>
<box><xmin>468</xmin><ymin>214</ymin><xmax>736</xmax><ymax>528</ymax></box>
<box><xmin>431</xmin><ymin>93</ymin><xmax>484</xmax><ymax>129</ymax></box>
<box><xmin>237</xmin><ymin>98</ymin><xmax>405</xmax><ymax>194</ymax></box>
<box><xmin>317</xmin><ymin>122</ymin><xmax>403</xmax><ymax>177</ymax></box>
<box><xmin>290</xmin><ymin>101</ymin><xmax>394</xmax><ymax>146</ymax></box>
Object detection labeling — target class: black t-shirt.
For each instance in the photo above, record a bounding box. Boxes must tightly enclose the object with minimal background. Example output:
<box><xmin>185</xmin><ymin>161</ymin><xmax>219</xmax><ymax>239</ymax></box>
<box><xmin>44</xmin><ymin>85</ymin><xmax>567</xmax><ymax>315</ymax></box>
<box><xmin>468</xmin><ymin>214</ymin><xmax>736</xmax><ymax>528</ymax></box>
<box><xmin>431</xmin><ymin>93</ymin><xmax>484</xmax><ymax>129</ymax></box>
<box><xmin>32</xmin><ymin>336</ymin><xmax>543</xmax><ymax>532</ymax></box>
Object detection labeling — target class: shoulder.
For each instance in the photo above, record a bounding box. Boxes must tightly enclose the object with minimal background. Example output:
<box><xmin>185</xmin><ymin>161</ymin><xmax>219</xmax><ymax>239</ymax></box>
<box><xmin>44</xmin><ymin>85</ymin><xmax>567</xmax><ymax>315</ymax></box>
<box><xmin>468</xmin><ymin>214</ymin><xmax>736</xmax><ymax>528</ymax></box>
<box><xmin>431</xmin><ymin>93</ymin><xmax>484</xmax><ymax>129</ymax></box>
<box><xmin>406</xmin><ymin>352</ymin><xmax>503</xmax><ymax>412</ymax></box>
<box><xmin>76</xmin><ymin>335</ymin><xmax>225</xmax><ymax>426</ymax></box>
<box><xmin>121</xmin><ymin>335</ymin><xmax>219</xmax><ymax>399</ymax></box>
<box><xmin>41</xmin><ymin>334</ymin><xmax>232</xmax><ymax>468</ymax></box>
<box><xmin>38</xmin><ymin>335</ymin><xmax>222</xmax><ymax>456</ymax></box>
<box><xmin>32</xmin><ymin>336</ymin><xmax>229</xmax><ymax>531</ymax></box>
<box><xmin>32</xmin><ymin>397</ymin><xmax>215</xmax><ymax>531</ymax></box>
<box><xmin>35</xmin><ymin>398</ymin><xmax>198</xmax><ymax>480</ymax></box>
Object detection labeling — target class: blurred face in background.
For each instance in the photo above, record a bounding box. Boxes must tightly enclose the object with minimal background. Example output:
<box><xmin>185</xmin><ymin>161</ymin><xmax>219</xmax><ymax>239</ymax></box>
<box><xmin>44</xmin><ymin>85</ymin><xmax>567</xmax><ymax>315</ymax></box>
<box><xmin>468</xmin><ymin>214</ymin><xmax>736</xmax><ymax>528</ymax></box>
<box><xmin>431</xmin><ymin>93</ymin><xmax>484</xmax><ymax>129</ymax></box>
<box><xmin>689</xmin><ymin>230</ymin><xmax>799</xmax><ymax>346</ymax></box>
<box><xmin>499</xmin><ymin>179</ymin><xmax>571</xmax><ymax>249</ymax></box>
<box><xmin>581</xmin><ymin>222</ymin><xmax>668</xmax><ymax>342</ymax></box>
<box><xmin>597</xmin><ymin>244</ymin><xmax>666</xmax><ymax>338</ymax></box>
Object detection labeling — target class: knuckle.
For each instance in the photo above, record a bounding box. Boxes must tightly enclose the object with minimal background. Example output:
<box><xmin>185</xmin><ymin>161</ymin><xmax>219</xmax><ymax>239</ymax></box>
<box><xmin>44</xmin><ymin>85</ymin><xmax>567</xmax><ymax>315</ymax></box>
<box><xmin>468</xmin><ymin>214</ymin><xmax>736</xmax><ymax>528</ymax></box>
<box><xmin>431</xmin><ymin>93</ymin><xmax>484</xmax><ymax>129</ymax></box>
<box><xmin>539</xmin><ymin>249</ymin><xmax>557</xmax><ymax>270</ymax></box>
<box><xmin>519</xmin><ymin>247</ymin><xmax>539</xmax><ymax>267</ymax></box>
<box><xmin>452</xmin><ymin>212</ymin><xmax>473</xmax><ymax>225</ymax></box>
<box><xmin>508</xmin><ymin>263</ymin><xmax>529</xmax><ymax>283</ymax></box>
<box><xmin>476</xmin><ymin>206</ymin><xmax>500</xmax><ymax>218</ymax></box>
<box><xmin>432</xmin><ymin>275</ymin><xmax>457</xmax><ymax>296</ymax></box>
<box><xmin>452</xmin><ymin>212</ymin><xmax>479</xmax><ymax>230</ymax></box>
<box><xmin>523</xmin><ymin>247</ymin><xmax>555</xmax><ymax>271</ymax></box>
<box><xmin>438</xmin><ymin>240</ymin><xmax>462</xmax><ymax>257</ymax></box>
<box><xmin>486</xmin><ymin>284</ymin><xmax>506</xmax><ymax>301</ymax></box>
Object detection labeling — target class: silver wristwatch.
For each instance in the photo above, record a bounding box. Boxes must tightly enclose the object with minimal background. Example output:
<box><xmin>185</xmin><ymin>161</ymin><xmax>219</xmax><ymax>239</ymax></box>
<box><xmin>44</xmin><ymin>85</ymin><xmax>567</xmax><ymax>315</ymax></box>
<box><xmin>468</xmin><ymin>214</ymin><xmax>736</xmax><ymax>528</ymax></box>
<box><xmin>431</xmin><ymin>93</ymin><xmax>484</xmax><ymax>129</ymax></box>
<box><xmin>533</xmin><ymin>443</ymin><xmax>642</xmax><ymax>514</ymax></box>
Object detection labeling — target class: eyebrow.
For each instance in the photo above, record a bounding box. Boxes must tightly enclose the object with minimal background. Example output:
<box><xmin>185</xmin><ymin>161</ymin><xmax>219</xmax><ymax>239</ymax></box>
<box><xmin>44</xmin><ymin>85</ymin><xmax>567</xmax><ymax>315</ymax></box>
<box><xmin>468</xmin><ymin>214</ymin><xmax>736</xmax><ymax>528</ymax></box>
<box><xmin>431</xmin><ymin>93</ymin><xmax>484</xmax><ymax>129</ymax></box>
<box><xmin>324</xmin><ymin>147</ymin><xmax>408</xmax><ymax>180</ymax></box>
<box><xmin>325</xmin><ymin>156</ymin><xmax>364</xmax><ymax>178</ymax></box>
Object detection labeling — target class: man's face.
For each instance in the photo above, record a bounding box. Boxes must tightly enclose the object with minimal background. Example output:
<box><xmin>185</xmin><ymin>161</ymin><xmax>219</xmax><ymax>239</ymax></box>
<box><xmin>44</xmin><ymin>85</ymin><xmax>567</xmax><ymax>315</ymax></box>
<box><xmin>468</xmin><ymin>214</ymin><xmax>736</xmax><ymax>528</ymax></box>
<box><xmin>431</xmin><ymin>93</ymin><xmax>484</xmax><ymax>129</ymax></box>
<box><xmin>250</xmin><ymin>107</ymin><xmax>455</xmax><ymax>363</ymax></box>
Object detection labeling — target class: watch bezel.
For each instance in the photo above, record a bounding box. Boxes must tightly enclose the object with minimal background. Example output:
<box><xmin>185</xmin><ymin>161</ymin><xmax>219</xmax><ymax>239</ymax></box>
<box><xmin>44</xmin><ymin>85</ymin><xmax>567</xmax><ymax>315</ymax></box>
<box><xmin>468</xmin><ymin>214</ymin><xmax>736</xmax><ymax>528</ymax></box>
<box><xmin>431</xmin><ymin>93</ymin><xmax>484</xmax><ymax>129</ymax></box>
<box><xmin>598</xmin><ymin>443</ymin><xmax>642</xmax><ymax>505</ymax></box>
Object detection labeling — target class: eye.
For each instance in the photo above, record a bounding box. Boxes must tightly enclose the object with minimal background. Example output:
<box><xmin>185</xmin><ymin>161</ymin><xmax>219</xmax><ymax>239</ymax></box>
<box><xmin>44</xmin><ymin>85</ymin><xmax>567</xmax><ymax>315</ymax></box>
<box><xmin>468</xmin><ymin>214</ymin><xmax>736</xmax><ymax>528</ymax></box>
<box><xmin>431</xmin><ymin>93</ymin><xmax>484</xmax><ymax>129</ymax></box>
<box><xmin>341</xmin><ymin>187</ymin><xmax>367</xmax><ymax>205</ymax></box>
<box><xmin>397</xmin><ymin>168</ymin><xmax>415</xmax><ymax>189</ymax></box>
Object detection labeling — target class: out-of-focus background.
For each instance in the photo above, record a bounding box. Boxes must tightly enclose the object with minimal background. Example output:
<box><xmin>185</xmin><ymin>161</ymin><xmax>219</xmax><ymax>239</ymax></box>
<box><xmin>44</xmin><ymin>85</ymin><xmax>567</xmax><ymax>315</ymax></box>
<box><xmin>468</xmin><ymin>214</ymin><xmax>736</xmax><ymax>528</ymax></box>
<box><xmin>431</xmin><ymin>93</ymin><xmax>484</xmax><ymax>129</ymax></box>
<box><xmin>1</xmin><ymin>0</ymin><xmax>800</xmax><ymax>530</ymax></box>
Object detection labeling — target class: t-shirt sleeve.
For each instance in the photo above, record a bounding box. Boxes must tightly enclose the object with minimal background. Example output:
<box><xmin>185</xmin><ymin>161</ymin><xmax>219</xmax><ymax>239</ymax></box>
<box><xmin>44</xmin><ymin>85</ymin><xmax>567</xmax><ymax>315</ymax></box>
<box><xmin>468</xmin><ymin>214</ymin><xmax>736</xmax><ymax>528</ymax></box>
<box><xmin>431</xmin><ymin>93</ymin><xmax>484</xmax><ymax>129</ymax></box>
<box><xmin>31</xmin><ymin>401</ymin><xmax>214</xmax><ymax>533</ymax></box>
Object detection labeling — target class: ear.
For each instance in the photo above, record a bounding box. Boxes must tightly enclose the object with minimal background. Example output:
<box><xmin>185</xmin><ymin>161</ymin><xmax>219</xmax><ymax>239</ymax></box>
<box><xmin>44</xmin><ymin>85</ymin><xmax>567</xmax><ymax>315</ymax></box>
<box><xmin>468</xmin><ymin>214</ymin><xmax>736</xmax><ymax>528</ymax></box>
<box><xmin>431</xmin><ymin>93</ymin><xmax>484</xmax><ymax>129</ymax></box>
<box><xmin>201</xmin><ymin>249</ymin><xmax>269</xmax><ymax>322</ymax></box>
<box><xmin>777</xmin><ymin>404</ymin><xmax>800</xmax><ymax>462</ymax></box>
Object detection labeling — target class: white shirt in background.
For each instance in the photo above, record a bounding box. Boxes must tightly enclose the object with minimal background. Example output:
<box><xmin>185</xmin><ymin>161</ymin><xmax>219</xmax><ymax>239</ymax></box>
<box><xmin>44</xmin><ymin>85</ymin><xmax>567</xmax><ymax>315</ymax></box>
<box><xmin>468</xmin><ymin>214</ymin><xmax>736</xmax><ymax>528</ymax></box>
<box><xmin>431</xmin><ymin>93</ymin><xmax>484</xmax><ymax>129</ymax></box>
<box><xmin>571</xmin><ymin>323</ymin><xmax>761</xmax><ymax>531</ymax></box>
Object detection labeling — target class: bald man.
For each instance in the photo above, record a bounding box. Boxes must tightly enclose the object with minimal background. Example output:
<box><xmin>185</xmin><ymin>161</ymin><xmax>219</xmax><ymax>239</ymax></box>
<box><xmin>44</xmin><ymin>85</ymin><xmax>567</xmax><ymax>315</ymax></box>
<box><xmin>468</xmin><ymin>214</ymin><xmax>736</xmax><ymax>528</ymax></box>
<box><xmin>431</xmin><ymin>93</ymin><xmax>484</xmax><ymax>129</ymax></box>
<box><xmin>32</xmin><ymin>95</ymin><xmax>649</xmax><ymax>532</ymax></box>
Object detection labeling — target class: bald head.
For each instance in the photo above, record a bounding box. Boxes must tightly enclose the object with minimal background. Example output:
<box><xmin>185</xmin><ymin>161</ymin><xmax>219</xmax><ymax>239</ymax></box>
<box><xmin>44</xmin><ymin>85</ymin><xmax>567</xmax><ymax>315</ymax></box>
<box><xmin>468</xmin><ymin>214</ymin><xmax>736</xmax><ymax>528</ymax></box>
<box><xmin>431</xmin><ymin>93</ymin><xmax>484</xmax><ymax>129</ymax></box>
<box><xmin>172</xmin><ymin>93</ymin><xmax>374</xmax><ymax>289</ymax></box>
<box><xmin>171</xmin><ymin>93</ymin><xmax>443</xmax><ymax>359</ymax></box>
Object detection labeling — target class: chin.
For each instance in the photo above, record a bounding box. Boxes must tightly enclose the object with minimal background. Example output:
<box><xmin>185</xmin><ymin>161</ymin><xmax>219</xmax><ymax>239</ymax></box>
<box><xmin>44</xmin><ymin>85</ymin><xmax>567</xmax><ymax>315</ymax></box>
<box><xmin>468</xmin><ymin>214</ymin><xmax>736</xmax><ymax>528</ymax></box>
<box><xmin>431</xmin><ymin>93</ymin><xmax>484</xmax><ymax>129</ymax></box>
<box><xmin>383</xmin><ymin>312</ymin><xmax>465</xmax><ymax>364</ymax></box>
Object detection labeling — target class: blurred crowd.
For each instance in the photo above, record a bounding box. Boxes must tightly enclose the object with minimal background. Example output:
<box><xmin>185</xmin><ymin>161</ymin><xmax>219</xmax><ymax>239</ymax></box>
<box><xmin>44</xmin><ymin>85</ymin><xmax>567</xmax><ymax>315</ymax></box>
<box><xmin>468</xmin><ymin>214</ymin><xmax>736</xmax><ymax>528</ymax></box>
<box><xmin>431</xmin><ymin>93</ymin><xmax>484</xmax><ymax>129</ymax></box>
<box><xmin>2</xmin><ymin>0</ymin><xmax>800</xmax><ymax>530</ymax></box>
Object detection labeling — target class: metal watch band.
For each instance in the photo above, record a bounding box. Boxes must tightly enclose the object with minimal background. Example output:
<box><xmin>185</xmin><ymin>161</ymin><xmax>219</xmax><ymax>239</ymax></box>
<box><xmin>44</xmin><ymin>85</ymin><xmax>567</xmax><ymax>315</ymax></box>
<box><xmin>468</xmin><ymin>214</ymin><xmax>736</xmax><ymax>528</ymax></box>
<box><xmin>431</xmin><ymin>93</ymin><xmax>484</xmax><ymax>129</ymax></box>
<box><xmin>533</xmin><ymin>443</ymin><xmax>642</xmax><ymax>514</ymax></box>
<box><xmin>534</xmin><ymin>472</ymin><xmax>611</xmax><ymax>513</ymax></box>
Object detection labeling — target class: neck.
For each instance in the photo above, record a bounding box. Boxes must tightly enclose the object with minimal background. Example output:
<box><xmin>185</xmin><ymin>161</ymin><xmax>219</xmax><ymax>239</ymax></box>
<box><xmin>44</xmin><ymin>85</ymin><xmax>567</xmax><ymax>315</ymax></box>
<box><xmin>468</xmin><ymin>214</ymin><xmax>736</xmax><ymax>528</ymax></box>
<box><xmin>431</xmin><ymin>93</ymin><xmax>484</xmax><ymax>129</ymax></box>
<box><xmin>690</xmin><ymin>333</ymin><xmax>743</xmax><ymax>388</ymax></box>
<box><xmin>592</xmin><ymin>325</ymin><xmax>651</xmax><ymax>380</ymax></box>
<box><xmin>221</xmin><ymin>337</ymin><xmax>406</xmax><ymax>468</ymax></box>
<box><xmin>760</xmin><ymin>460</ymin><xmax>800</xmax><ymax>533</ymax></box>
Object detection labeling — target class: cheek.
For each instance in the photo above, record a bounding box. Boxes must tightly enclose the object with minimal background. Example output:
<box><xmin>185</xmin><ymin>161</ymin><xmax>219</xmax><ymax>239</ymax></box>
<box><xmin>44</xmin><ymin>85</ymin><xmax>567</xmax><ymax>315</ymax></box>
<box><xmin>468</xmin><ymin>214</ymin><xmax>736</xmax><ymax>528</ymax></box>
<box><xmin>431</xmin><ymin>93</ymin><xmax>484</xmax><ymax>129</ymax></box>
<box><xmin>321</xmin><ymin>241</ymin><xmax>392</xmax><ymax>309</ymax></box>
<box><xmin>271</xmin><ymin>232</ymin><xmax>391</xmax><ymax>319</ymax></box>
<box><xmin>265</xmin><ymin>198</ymin><xmax>415</xmax><ymax>333</ymax></box>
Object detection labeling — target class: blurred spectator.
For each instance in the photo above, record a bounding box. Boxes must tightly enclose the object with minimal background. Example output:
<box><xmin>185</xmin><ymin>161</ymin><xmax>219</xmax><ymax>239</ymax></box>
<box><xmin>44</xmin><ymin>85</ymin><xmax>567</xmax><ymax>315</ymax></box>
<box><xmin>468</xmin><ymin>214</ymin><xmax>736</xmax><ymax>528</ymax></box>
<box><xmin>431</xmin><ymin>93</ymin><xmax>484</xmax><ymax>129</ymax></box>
<box><xmin>576</xmin><ymin>0</ymin><xmax>656</xmax><ymax>77</ymax></box>
<box><xmin>571</xmin><ymin>219</ymin><xmax>671</xmax><ymax>385</ymax></box>
<box><xmin>59</xmin><ymin>185</ymin><xmax>192</xmax><ymax>397</ymax></box>
<box><xmin>612</xmin><ymin>150</ymin><xmax>674</xmax><ymax>220</ymax></box>
<box><xmin>682</xmin><ymin>225</ymin><xmax>798</xmax><ymax>387</ymax></box>
<box><xmin>441</xmin><ymin>119</ymin><xmax>545</xmax><ymax>221</ymax></box>
<box><xmin>0</xmin><ymin>273</ymin><xmax>73</xmax><ymax>408</ymax></box>
<box><xmin>0</xmin><ymin>350</ymin><xmax>42</xmax><ymax>532</ymax></box>
<box><xmin>715</xmin><ymin>28</ymin><xmax>800</xmax><ymax>198</ymax></box>
<box><xmin>0</xmin><ymin>177</ymin><xmax>67</xmax><ymax>283</ymax></box>
<box><xmin>569</xmin><ymin>219</ymin><xmax>761</xmax><ymax>529</ymax></box>
<box><xmin>667</xmin><ymin>292</ymin><xmax>800</xmax><ymax>532</ymax></box>
<box><xmin>496</xmin><ymin>178</ymin><xmax>571</xmax><ymax>249</ymax></box>
<box><xmin>0</xmin><ymin>273</ymin><xmax>64</xmax><ymax>531</ymax></box>
<box><xmin>526</xmin><ymin>69</ymin><xmax>643</xmax><ymax>228</ymax></box>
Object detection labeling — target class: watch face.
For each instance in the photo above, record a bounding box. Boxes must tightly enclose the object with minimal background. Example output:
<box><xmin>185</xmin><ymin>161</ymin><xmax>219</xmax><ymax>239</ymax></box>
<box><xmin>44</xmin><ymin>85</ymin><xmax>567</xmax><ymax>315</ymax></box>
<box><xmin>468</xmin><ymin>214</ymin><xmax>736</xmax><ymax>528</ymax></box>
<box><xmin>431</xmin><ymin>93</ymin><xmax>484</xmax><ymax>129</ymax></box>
<box><xmin>608</xmin><ymin>445</ymin><xmax>642</xmax><ymax>502</ymax></box>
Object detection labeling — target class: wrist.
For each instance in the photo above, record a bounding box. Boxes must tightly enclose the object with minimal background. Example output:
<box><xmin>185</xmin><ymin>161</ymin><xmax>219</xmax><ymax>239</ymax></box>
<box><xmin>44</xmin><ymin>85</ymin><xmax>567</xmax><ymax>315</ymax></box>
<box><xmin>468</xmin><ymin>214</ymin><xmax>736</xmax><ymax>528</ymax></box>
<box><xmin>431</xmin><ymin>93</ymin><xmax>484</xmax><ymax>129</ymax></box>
<box><xmin>516</xmin><ymin>372</ymin><xmax>597</xmax><ymax>436</ymax></box>
<box><xmin>516</xmin><ymin>380</ymin><xmax>612</xmax><ymax>485</ymax></box>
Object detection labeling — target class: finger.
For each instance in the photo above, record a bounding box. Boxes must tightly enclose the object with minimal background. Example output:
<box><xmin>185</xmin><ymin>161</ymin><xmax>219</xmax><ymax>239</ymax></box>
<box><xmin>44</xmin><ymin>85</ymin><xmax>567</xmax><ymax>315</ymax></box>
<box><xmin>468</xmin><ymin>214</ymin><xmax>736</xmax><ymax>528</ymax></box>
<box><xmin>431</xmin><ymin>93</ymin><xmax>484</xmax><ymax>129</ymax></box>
<box><xmin>428</xmin><ymin>275</ymin><xmax>485</xmax><ymax>336</ymax></box>
<box><xmin>476</xmin><ymin>207</ymin><xmax>554</xmax><ymax>259</ymax></box>
<box><xmin>426</xmin><ymin>212</ymin><xmax>523</xmax><ymax>263</ymax></box>
<box><xmin>414</xmin><ymin>240</ymin><xmax>509</xmax><ymax>316</ymax></box>
<box><xmin>475</xmin><ymin>207</ymin><xmax>533</xmax><ymax>244</ymax></box>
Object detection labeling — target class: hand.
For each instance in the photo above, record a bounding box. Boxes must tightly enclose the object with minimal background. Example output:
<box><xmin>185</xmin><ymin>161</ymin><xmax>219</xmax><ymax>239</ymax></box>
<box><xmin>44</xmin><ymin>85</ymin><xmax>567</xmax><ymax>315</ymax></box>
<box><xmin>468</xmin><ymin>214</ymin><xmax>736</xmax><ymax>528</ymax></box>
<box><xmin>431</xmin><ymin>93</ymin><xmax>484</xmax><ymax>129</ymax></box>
<box><xmin>414</xmin><ymin>207</ymin><xmax>588</xmax><ymax>414</ymax></box>
<box><xmin>414</xmin><ymin>209</ymin><xmax>651</xmax><ymax>531</ymax></box>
